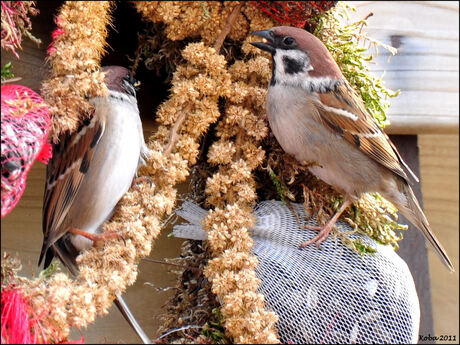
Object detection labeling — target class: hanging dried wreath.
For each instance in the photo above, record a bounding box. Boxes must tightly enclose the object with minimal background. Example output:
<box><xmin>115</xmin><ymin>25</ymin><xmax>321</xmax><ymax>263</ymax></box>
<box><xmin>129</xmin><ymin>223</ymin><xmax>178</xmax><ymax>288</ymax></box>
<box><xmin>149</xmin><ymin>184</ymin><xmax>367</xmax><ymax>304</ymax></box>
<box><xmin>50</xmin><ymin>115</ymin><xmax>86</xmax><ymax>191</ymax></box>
<box><xmin>1</xmin><ymin>1</ymin><xmax>403</xmax><ymax>344</ymax></box>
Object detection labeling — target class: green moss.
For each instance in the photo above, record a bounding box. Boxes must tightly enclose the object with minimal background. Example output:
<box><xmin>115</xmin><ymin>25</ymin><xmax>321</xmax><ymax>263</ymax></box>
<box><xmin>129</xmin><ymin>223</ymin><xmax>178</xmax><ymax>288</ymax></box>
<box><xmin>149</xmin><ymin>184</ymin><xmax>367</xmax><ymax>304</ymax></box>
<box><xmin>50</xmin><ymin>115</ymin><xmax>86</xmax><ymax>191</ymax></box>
<box><xmin>1</xmin><ymin>62</ymin><xmax>14</xmax><ymax>80</ymax></box>
<box><xmin>201</xmin><ymin>308</ymin><xmax>231</xmax><ymax>344</ymax></box>
<box><xmin>341</xmin><ymin>236</ymin><xmax>378</xmax><ymax>256</ymax></box>
<box><xmin>267</xmin><ymin>164</ymin><xmax>295</xmax><ymax>204</ymax></box>
<box><xmin>39</xmin><ymin>261</ymin><xmax>61</xmax><ymax>280</ymax></box>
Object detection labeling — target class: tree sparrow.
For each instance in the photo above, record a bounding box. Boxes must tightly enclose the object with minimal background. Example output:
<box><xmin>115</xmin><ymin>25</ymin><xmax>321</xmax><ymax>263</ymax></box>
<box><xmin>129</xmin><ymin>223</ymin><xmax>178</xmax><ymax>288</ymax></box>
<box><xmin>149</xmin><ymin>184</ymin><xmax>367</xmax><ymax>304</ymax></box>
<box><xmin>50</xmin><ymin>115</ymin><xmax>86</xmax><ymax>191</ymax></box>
<box><xmin>251</xmin><ymin>26</ymin><xmax>453</xmax><ymax>271</ymax></box>
<box><xmin>39</xmin><ymin>66</ymin><xmax>151</xmax><ymax>343</ymax></box>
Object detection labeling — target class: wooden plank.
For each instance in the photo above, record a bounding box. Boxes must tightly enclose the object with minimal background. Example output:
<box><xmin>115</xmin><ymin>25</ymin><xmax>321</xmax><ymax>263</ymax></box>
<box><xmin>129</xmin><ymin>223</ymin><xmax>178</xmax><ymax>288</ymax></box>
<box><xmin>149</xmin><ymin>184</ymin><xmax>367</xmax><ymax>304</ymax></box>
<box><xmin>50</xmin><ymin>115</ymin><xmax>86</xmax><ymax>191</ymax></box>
<box><xmin>419</xmin><ymin>134</ymin><xmax>459</xmax><ymax>344</ymax></box>
<box><xmin>369</xmin><ymin>55</ymin><xmax>458</xmax><ymax>72</ymax></box>
<box><xmin>351</xmin><ymin>1</ymin><xmax>459</xmax><ymax>134</ymax></box>
<box><xmin>387</xmin><ymin>91</ymin><xmax>458</xmax><ymax>115</ymax></box>
<box><xmin>384</xmin><ymin>89</ymin><xmax>459</xmax><ymax>134</ymax></box>
<box><xmin>379</xmin><ymin>71</ymin><xmax>459</xmax><ymax>92</ymax></box>
<box><xmin>385</xmin><ymin>116</ymin><xmax>459</xmax><ymax>135</ymax></box>
<box><xmin>1</xmin><ymin>38</ymin><xmax>48</xmax><ymax>93</ymax></box>
<box><xmin>369</xmin><ymin>36</ymin><xmax>459</xmax><ymax>56</ymax></box>
<box><xmin>352</xmin><ymin>1</ymin><xmax>459</xmax><ymax>39</ymax></box>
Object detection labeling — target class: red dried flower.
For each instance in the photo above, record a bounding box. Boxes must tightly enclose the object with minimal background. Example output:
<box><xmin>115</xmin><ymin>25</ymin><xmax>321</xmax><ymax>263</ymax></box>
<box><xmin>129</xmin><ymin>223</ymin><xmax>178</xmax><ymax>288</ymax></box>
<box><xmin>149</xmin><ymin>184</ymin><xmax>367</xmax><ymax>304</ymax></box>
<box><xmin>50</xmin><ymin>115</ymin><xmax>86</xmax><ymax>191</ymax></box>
<box><xmin>1</xmin><ymin>285</ymin><xmax>85</xmax><ymax>344</ymax></box>
<box><xmin>252</xmin><ymin>1</ymin><xmax>337</xmax><ymax>28</ymax></box>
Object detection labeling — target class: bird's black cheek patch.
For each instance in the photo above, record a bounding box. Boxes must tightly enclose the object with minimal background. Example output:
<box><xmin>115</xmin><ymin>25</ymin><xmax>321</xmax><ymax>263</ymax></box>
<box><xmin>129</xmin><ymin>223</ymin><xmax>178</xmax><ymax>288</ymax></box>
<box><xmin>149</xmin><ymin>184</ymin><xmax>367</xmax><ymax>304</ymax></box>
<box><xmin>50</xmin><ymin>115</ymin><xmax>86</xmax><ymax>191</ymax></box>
<box><xmin>270</xmin><ymin>56</ymin><xmax>277</xmax><ymax>86</ymax></box>
<box><xmin>282</xmin><ymin>56</ymin><xmax>304</xmax><ymax>74</ymax></box>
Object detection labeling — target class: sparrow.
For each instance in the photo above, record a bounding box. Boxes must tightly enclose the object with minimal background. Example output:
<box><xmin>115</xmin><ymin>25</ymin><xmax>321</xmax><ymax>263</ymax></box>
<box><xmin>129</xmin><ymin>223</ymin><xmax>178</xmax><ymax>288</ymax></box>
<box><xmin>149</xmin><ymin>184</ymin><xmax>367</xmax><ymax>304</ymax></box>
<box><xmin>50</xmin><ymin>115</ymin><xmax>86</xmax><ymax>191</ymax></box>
<box><xmin>38</xmin><ymin>66</ymin><xmax>151</xmax><ymax>343</ymax></box>
<box><xmin>251</xmin><ymin>26</ymin><xmax>453</xmax><ymax>271</ymax></box>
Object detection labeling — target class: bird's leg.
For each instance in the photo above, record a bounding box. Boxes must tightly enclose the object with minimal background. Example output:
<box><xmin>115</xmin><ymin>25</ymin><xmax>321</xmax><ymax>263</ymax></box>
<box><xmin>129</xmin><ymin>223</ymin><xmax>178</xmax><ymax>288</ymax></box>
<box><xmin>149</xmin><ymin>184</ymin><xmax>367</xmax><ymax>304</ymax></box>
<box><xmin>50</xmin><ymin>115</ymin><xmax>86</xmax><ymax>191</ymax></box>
<box><xmin>300</xmin><ymin>198</ymin><xmax>353</xmax><ymax>248</ymax></box>
<box><xmin>69</xmin><ymin>228</ymin><xmax>125</xmax><ymax>248</ymax></box>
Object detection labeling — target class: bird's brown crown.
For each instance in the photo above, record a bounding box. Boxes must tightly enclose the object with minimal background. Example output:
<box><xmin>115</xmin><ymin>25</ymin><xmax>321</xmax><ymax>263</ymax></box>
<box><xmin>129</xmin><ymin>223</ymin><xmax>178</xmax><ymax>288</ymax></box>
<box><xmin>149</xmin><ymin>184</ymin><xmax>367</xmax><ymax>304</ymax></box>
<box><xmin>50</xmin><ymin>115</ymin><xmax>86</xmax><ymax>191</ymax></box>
<box><xmin>101</xmin><ymin>65</ymin><xmax>137</xmax><ymax>96</ymax></box>
<box><xmin>271</xmin><ymin>26</ymin><xmax>343</xmax><ymax>79</ymax></box>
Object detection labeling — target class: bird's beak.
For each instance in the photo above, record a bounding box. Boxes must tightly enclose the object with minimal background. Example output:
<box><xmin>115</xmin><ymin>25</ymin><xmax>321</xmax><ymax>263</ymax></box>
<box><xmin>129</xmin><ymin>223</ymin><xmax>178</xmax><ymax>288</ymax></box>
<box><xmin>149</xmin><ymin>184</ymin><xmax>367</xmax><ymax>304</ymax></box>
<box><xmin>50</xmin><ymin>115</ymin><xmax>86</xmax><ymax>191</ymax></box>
<box><xmin>133</xmin><ymin>80</ymin><xmax>141</xmax><ymax>91</ymax></box>
<box><xmin>250</xmin><ymin>30</ymin><xmax>275</xmax><ymax>53</ymax></box>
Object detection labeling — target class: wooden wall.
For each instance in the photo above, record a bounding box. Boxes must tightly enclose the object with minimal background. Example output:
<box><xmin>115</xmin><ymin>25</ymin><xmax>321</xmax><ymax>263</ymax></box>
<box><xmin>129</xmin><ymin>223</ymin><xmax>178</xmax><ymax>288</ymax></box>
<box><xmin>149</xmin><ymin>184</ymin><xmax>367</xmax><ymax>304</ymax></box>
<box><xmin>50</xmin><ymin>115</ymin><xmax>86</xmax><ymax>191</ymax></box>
<box><xmin>420</xmin><ymin>134</ymin><xmax>459</xmax><ymax>343</ymax></box>
<box><xmin>352</xmin><ymin>2</ymin><xmax>459</xmax><ymax>342</ymax></box>
<box><xmin>2</xmin><ymin>1</ymin><xmax>458</xmax><ymax>343</ymax></box>
<box><xmin>352</xmin><ymin>1</ymin><xmax>459</xmax><ymax>134</ymax></box>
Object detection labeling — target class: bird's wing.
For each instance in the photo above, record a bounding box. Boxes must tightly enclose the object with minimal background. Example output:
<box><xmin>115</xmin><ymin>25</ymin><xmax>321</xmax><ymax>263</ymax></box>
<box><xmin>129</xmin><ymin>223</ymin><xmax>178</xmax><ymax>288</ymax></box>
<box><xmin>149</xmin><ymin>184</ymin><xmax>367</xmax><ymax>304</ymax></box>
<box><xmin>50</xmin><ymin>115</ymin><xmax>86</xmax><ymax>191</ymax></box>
<box><xmin>39</xmin><ymin>112</ymin><xmax>105</xmax><ymax>265</ymax></box>
<box><xmin>315</xmin><ymin>82</ymin><xmax>418</xmax><ymax>183</ymax></box>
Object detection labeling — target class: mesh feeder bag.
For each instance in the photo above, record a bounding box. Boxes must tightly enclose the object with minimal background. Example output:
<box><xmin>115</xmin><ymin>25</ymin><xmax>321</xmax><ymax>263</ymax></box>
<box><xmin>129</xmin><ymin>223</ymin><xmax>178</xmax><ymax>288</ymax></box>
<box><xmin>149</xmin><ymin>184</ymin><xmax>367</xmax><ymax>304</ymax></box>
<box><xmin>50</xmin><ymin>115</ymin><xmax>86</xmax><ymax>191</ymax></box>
<box><xmin>173</xmin><ymin>200</ymin><xmax>420</xmax><ymax>344</ymax></box>
<box><xmin>1</xmin><ymin>85</ymin><xmax>51</xmax><ymax>218</ymax></box>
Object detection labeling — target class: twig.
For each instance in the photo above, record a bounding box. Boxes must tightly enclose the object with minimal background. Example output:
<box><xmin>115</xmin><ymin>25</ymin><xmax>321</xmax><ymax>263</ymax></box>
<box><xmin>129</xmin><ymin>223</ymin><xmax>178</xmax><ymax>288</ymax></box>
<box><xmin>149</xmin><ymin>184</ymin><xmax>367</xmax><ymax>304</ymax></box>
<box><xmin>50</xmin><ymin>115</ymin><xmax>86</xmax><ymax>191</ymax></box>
<box><xmin>155</xmin><ymin>325</ymin><xmax>203</xmax><ymax>341</ymax></box>
<box><xmin>163</xmin><ymin>106</ymin><xmax>190</xmax><ymax>155</ymax></box>
<box><xmin>234</xmin><ymin>127</ymin><xmax>245</xmax><ymax>160</ymax></box>
<box><xmin>141</xmin><ymin>257</ymin><xmax>201</xmax><ymax>273</ymax></box>
<box><xmin>361</xmin><ymin>12</ymin><xmax>374</xmax><ymax>25</ymax></box>
<box><xmin>1</xmin><ymin>77</ymin><xmax>22</xmax><ymax>84</ymax></box>
<box><xmin>163</xmin><ymin>3</ymin><xmax>243</xmax><ymax>156</ymax></box>
<box><xmin>356</xmin><ymin>12</ymin><xmax>373</xmax><ymax>46</ymax></box>
<box><xmin>213</xmin><ymin>2</ymin><xmax>243</xmax><ymax>52</ymax></box>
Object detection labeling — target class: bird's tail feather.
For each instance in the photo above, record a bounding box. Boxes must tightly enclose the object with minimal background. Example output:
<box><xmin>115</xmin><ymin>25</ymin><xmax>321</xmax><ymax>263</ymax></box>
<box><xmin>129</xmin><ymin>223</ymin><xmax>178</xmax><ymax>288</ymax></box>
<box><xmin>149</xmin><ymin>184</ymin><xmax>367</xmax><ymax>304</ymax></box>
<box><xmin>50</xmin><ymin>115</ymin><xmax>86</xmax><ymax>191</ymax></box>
<box><xmin>394</xmin><ymin>181</ymin><xmax>454</xmax><ymax>272</ymax></box>
<box><xmin>41</xmin><ymin>235</ymin><xmax>80</xmax><ymax>276</ymax></box>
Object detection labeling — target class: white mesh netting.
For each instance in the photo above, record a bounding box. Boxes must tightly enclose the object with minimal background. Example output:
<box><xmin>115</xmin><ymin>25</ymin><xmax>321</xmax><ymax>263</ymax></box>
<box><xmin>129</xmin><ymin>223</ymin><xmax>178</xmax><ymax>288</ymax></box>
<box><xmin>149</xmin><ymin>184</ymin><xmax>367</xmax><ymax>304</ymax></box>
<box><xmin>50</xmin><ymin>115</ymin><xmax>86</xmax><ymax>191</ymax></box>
<box><xmin>173</xmin><ymin>200</ymin><xmax>420</xmax><ymax>344</ymax></box>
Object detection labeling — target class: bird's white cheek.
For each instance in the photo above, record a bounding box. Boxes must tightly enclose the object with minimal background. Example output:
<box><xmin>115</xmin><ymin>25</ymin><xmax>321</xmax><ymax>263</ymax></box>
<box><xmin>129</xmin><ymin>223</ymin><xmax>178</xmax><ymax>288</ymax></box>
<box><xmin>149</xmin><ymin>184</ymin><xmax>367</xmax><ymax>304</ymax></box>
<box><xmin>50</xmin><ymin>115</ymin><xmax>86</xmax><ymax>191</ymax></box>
<box><xmin>273</xmin><ymin>50</ymin><xmax>311</xmax><ymax>86</ymax></box>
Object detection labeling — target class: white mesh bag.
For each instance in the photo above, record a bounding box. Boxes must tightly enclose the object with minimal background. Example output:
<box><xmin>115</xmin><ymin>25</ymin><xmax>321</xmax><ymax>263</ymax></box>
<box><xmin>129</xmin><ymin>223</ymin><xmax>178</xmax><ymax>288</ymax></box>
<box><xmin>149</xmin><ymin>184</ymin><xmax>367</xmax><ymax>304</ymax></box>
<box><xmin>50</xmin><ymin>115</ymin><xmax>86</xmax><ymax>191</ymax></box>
<box><xmin>174</xmin><ymin>200</ymin><xmax>420</xmax><ymax>344</ymax></box>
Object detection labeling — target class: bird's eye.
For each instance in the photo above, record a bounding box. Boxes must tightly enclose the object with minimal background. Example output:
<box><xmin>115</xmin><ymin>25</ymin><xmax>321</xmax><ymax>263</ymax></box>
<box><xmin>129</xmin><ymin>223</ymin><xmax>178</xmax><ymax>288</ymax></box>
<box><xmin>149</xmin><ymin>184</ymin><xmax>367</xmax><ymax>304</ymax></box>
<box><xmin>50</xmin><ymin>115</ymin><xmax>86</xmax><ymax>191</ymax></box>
<box><xmin>124</xmin><ymin>73</ymin><xmax>134</xmax><ymax>85</ymax></box>
<box><xmin>124</xmin><ymin>73</ymin><xmax>140</xmax><ymax>90</ymax></box>
<box><xmin>283</xmin><ymin>37</ymin><xmax>295</xmax><ymax>46</ymax></box>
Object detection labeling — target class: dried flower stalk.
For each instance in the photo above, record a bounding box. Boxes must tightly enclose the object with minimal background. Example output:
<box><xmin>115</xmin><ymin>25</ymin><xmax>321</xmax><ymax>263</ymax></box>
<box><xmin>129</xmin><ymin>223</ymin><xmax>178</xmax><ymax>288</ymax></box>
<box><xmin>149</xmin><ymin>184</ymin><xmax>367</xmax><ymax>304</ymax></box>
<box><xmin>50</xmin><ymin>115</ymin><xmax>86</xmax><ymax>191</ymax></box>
<box><xmin>135</xmin><ymin>2</ymin><xmax>281</xmax><ymax>343</ymax></box>
<box><xmin>40</xmin><ymin>1</ymin><xmax>112</xmax><ymax>142</ymax></box>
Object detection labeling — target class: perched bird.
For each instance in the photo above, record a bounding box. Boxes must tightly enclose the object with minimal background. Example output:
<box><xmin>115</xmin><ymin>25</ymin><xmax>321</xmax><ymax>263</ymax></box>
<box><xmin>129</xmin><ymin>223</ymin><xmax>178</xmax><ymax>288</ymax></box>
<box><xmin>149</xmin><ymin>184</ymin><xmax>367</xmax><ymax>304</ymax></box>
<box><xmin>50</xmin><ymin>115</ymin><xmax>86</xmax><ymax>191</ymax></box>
<box><xmin>39</xmin><ymin>66</ymin><xmax>151</xmax><ymax>343</ymax></box>
<box><xmin>251</xmin><ymin>26</ymin><xmax>453</xmax><ymax>271</ymax></box>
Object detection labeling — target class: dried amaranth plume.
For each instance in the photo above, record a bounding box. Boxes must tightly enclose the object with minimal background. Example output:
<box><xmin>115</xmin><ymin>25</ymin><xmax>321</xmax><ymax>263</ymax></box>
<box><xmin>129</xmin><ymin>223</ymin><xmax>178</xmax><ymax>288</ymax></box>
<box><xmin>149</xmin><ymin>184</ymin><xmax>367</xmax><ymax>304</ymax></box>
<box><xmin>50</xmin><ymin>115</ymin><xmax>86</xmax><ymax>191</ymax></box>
<box><xmin>134</xmin><ymin>2</ymin><xmax>280</xmax><ymax>343</ymax></box>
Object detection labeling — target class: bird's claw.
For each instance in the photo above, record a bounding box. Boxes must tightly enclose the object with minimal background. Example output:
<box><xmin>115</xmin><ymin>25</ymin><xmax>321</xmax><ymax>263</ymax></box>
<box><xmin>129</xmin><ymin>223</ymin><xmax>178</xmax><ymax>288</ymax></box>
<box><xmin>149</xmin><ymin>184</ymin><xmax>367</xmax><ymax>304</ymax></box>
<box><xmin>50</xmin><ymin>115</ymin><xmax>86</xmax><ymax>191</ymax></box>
<box><xmin>94</xmin><ymin>230</ymin><xmax>126</xmax><ymax>248</ymax></box>
<box><xmin>299</xmin><ymin>223</ymin><xmax>335</xmax><ymax>249</ymax></box>
<box><xmin>131</xmin><ymin>176</ymin><xmax>153</xmax><ymax>190</ymax></box>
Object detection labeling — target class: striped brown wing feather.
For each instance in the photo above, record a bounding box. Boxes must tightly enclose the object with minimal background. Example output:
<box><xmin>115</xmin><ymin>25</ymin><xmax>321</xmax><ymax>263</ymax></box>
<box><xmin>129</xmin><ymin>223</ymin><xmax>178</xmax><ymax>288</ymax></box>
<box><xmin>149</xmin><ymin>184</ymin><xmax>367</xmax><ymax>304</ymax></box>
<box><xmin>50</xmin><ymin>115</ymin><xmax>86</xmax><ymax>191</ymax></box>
<box><xmin>316</xmin><ymin>83</ymin><xmax>412</xmax><ymax>183</ymax></box>
<box><xmin>40</xmin><ymin>113</ymin><xmax>104</xmax><ymax>265</ymax></box>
